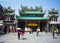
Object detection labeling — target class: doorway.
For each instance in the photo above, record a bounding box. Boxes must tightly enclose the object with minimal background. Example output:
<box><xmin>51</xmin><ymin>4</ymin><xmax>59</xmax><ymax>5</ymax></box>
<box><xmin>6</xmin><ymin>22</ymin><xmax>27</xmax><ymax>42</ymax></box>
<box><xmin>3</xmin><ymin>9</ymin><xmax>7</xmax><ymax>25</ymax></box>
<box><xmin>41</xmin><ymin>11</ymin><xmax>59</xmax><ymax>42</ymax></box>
<box><xmin>40</xmin><ymin>22</ymin><xmax>47</xmax><ymax>32</ymax></box>
<box><xmin>28</xmin><ymin>26</ymin><xmax>37</xmax><ymax>32</ymax></box>
<box><xmin>31</xmin><ymin>26</ymin><xmax>37</xmax><ymax>32</ymax></box>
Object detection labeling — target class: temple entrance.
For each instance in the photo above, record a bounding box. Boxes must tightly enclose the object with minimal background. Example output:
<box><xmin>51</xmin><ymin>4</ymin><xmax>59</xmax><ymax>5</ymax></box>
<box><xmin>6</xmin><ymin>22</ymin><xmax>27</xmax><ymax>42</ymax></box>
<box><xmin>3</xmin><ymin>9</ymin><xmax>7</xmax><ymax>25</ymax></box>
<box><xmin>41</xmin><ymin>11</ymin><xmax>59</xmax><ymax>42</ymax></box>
<box><xmin>28</xmin><ymin>26</ymin><xmax>37</xmax><ymax>32</ymax></box>
<box><xmin>27</xmin><ymin>23</ymin><xmax>38</xmax><ymax>32</ymax></box>
<box><xmin>40</xmin><ymin>22</ymin><xmax>47</xmax><ymax>32</ymax></box>
<box><xmin>32</xmin><ymin>27</ymin><xmax>37</xmax><ymax>32</ymax></box>
<box><xmin>18</xmin><ymin>20</ymin><xmax>47</xmax><ymax>32</ymax></box>
<box><xmin>18</xmin><ymin>21</ymin><xmax>25</xmax><ymax>31</ymax></box>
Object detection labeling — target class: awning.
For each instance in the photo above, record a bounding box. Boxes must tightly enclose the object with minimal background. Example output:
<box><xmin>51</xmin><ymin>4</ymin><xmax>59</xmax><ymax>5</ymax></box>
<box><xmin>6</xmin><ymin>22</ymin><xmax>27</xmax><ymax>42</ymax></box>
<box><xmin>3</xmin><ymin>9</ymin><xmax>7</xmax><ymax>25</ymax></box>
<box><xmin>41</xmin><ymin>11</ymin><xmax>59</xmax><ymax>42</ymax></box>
<box><xmin>0</xmin><ymin>24</ymin><xmax>3</xmax><ymax>26</ymax></box>
<box><xmin>4</xmin><ymin>23</ymin><xmax>16</xmax><ymax>26</ymax></box>
<box><xmin>49</xmin><ymin>21</ymin><xmax>60</xmax><ymax>24</ymax></box>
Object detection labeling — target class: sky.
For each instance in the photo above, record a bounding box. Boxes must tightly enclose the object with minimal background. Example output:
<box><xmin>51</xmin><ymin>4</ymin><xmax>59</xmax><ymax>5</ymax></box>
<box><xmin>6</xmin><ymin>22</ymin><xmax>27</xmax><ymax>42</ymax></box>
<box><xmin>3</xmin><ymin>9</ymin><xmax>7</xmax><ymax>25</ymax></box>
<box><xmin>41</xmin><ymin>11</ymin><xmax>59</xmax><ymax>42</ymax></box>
<box><xmin>0</xmin><ymin>0</ymin><xmax>60</xmax><ymax>21</ymax></box>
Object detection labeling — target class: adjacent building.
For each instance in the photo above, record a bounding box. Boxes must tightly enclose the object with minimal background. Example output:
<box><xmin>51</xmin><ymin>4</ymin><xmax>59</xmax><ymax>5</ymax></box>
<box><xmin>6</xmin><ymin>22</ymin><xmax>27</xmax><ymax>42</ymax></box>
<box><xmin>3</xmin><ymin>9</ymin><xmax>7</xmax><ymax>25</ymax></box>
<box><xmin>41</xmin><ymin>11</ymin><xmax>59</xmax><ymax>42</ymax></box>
<box><xmin>0</xmin><ymin>4</ymin><xmax>16</xmax><ymax>33</ymax></box>
<box><xmin>48</xmin><ymin>8</ymin><xmax>60</xmax><ymax>31</ymax></box>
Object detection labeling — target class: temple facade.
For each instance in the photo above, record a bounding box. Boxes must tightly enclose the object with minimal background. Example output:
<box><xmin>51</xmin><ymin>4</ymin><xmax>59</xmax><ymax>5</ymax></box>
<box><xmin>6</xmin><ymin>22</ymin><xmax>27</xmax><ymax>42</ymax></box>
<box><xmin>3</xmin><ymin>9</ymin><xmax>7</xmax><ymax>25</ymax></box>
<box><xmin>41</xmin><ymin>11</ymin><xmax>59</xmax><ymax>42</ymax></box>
<box><xmin>16</xmin><ymin>6</ymin><xmax>50</xmax><ymax>32</ymax></box>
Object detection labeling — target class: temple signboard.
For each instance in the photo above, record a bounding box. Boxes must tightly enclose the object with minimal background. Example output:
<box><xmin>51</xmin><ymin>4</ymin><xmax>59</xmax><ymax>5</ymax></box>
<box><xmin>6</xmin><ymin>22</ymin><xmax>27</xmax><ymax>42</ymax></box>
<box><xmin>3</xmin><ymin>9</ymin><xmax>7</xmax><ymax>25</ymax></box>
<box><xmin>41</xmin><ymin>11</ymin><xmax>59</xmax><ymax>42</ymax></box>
<box><xmin>28</xmin><ymin>23</ymin><xmax>37</xmax><ymax>26</ymax></box>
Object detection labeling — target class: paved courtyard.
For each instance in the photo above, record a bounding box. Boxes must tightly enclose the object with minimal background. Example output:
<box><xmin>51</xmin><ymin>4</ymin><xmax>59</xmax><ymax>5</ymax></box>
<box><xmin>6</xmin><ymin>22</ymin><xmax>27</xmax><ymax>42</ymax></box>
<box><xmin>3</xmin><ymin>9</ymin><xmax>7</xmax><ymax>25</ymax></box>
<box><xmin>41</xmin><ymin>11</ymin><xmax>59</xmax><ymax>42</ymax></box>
<box><xmin>0</xmin><ymin>32</ymin><xmax>60</xmax><ymax>43</ymax></box>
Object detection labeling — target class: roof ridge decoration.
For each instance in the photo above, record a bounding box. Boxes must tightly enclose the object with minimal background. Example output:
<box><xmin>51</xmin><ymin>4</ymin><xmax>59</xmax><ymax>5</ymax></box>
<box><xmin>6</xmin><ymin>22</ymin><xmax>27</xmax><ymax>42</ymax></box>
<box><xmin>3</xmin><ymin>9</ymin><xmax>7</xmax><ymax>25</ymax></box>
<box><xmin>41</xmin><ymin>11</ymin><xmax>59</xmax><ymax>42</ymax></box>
<box><xmin>48</xmin><ymin>8</ymin><xmax>58</xmax><ymax>14</ymax></box>
<box><xmin>21</xmin><ymin>5</ymin><xmax>43</xmax><ymax>11</ymax></box>
<box><xmin>19</xmin><ymin>5</ymin><xmax>45</xmax><ymax>14</ymax></box>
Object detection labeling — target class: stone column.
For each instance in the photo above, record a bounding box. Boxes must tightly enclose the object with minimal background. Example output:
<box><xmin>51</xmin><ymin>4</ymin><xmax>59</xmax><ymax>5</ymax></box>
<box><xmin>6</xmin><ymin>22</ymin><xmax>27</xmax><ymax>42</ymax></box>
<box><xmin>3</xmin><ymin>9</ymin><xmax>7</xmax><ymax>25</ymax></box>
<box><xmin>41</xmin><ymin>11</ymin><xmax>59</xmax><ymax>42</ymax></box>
<box><xmin>9</xmin><ymin>17</ymin><xmax>10</xmax><ymax>21</ymax></box>
<box><xmin>37</xmin><ymin>20</ymin><xmax>40</xmax><ymax>31</ymax></box>
<box><xmin>25</xmin><ymin>20</ymin><xmax>28</xmax><ymax>31</ymax></box>
<box><xmin>38</xmin><ymin>20</ymin><xmax>40</xmax><ymax>27</ymax></box>
<box><xmin>25</xmin><ymin>20</ymin><xmax>27</xmax><ymax>27</ymax></box>
<box><xmin>47</xmin><ymin>20</ymin><xmax>49</xmax><ymax>32</ymax></box>
<box><xmin>16</xmin><ymin>20</ymin><xmax>18</xmax><ymax>28</ymax></box>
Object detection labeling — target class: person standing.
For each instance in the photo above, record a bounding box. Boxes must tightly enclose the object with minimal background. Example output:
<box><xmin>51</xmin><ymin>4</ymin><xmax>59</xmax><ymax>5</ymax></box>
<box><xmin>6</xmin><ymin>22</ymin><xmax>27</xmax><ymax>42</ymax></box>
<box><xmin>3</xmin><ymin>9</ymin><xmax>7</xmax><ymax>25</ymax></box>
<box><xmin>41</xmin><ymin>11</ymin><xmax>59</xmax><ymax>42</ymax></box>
<box><xmin>17</xmin><ymin>28</ymin><xmax>22</xmax><ymax>40</ymax></box>
<box><xmin>17</xmin><ymin>30</ymin><xmax>20</xmax><ymax>39</ymax></box>
<box><xmin>45</xmin><ymin>27</ymin><xmax>47</xmax><ymax>34</ymax></box>
<box><xmin>36</xmin><ymin>28</ymin><xmax>40</xmax><ymax>36</ymax></box>
<box><xmin>51</xmin><ymin>27</ymin><xmax>55</xmax><ymax>39</ymax></box>
<box><xmin>28</xmin><ymin>28</ymin><xmax>32</xmax><ymax>34</ymax></box>
<box><xmin>21</xmin><ymin>30</ymin><xmax>24</xmax><ymax>39</ymax></box>
<box><xmin>30</xmin><ymin>29</ymin><xmax>33</xmax><ymax>34</ymax></box>
<box><xmin>56</xmin><ymin>28</ymin><xmax>59</xmax><ymax>36</ymax></box>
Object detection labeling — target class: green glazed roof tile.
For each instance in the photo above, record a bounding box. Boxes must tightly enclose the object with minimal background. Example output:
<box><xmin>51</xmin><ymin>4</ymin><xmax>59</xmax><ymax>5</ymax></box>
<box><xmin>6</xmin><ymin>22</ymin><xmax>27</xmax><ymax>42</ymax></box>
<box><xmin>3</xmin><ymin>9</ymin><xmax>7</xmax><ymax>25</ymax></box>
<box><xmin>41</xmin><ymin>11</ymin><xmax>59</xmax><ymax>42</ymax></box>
<box><xmin>16</xmin><ymin>15</ymin><xmax>49</xmax><ymax>20</ymax></box>
<box><xmin>20</xmin><ymin>11</ymin><xmax>45</xmax><ymax>14</ymax></box>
